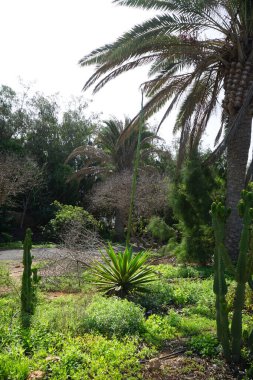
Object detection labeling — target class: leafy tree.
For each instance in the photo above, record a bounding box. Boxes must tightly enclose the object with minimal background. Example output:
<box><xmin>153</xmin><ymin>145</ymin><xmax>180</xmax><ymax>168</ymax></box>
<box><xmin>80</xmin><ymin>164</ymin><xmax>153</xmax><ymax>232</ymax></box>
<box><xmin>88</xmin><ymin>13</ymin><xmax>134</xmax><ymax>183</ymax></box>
<box><xmin>80</xmin><ymin>0</ymin><xmax>253</xmax><ymax>259</ymax></box>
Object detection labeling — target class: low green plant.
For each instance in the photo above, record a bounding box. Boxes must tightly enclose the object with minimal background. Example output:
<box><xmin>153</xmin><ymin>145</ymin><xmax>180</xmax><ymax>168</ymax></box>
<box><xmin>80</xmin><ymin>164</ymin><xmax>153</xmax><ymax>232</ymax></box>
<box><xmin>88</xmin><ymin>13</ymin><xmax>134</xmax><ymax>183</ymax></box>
<box><xmin>144</xmin><ymin>313</ymin><xmax>180</xmax><ymax>345</ymax></box>
<box><xmin>0</xmin><ymin>352</ymin><xmax>30</xmax><ymax>380</ymax></box>
<box><xmin>155</xmin><ymin>264</ymin><xmax>213</xmax><ymax>279</ymax></box>
<box><xmin>81</xmin><ymin>296</ymin><xmax>145</xmax><ymax>337</ymax></box>
<box><xmin>131</xmin><ymin>280</ymin><xmax>173</xmax><ymax>312</ymax></box>
<box><xmin>0</xmin><ymin>265</ymin><xmax>10</xmax><ymax>287</ymax></box>
<box><xmin>91</xmin><ymin>244</ymin><xmax>155</xmax><ymax>297</ymax></box>
<box><xmin>170</xmin><ymin>278</ymin><xmax>214</xmax><ymax>308</ymax></box>
<box><xmin>188</xmin><ymin>334</ymin><xmax>219</xmax><ymax>357</ymax></box>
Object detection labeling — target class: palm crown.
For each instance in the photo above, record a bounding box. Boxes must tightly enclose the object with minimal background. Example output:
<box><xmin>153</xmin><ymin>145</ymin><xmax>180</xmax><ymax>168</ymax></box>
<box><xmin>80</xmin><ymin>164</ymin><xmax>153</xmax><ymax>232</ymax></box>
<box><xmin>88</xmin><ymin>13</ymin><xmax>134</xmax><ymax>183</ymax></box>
<box><xmin>66</xmin><ymin>117</ymin><xmax>160</xmax><ymax>181</ymax></box>
<box><xmin>80</xmin><ymin>0</ymin><xmax>253</xmax><ymax>151</ymax></box>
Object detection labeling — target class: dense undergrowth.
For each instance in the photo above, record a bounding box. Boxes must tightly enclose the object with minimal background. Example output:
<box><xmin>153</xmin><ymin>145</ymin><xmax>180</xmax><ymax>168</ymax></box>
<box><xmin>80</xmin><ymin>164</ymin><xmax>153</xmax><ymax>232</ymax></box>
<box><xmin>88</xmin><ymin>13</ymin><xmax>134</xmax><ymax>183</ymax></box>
<box><xmin>1</xmin><ymin>263</ymin><xmax>253</xmax><ymax>379</ymax></box>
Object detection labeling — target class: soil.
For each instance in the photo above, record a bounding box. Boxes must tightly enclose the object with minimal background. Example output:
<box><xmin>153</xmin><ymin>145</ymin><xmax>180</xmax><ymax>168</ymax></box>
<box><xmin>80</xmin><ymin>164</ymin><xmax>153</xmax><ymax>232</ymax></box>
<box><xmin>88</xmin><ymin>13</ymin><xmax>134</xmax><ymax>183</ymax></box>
<box><xmin>143</xmin><ymin>340</ymin><xmax>238</xmax><ymax>380</ymax></box>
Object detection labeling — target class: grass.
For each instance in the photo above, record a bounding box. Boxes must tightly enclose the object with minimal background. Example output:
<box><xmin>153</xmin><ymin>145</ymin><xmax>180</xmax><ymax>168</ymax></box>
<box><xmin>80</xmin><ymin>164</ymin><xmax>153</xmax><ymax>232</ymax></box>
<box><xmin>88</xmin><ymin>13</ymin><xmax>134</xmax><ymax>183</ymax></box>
<box><xmin>0</xmin><ymin>260</ymin><xmax>252</xmax><ymax>379</ymax></box>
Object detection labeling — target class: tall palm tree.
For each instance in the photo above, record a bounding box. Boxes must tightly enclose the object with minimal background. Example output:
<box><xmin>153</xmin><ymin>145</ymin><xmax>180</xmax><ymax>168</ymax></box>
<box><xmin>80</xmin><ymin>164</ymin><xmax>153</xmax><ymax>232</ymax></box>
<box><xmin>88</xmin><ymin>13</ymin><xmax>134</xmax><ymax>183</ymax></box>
<box><xmin>79</xmin><ymin>0</ymin><xmax>253</xmax><ymax>259</ymax></box>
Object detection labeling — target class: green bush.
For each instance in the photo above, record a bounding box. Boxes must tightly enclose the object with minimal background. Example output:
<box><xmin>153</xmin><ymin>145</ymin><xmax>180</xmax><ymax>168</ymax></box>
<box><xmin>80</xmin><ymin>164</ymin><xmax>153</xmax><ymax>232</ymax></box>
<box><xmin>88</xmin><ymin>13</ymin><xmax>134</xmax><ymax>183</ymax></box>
<box><xmin>188</xmin><ymin>334</ymin><xmax>219</xmax><ymax>357</ymax></box>
<box><xmin>131</xmin><ymin>280</ymin><xmax>173</xmax><ymax>312</ymax></box>
<box><xmin>44</xmin><ymin>201</ymin><xmax>100</xmax><ymax>240</ymax></box>
<box><xmin>170</xmin><ymin>279</ymin><xmax>214</xmax><ymax>308</ymax></box>
<box><xmin>169</xmin><ymin>151</ymin><xmax>219</xmax><ymax>264</ymax></box>
<box><xmin>81</xmin><ymin>296</ymin><xmax>145</xmax><ymax>337</ymax></box>
<box><xmin>144</xmin><ymin>313</ymin><xmax>180</xmax><ymax>344</ymax></box>
<box><xmin>155</xmin><ymin>264</ymin><xmax>213</xmax><ymax>279</ymax></box>
<box><xmin>147</xmin><ymin>216</ymin><xmax>175</xmax><ymax>242</ymax></box>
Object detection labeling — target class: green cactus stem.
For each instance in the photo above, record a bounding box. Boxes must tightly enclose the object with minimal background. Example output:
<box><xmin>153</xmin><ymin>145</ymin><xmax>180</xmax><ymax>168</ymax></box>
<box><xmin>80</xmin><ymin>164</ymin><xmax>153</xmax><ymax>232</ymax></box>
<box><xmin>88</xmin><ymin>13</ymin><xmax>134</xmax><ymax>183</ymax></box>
<box><xmin>21</xmin><ymin>228</ymin><xmax>34</xmax><ymax>328</ymax></box>
<box><xmin>231</xmin><ymin>191</ymin><xmax>253</xmax><ymax>362</ymax></box>
<box><xmin>211</xmin><ymin>202</ymin><xmax>231</xmax><ymax>361</ymax></box>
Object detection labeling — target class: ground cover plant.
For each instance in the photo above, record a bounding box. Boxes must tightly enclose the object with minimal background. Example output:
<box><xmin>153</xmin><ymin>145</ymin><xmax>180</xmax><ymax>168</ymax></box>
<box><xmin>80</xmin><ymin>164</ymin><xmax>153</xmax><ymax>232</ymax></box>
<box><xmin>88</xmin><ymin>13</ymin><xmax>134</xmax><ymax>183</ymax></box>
<box><xmin>2</xmin><ymin>249</ymin><xmax>253</xmax><ymax>380</ymax></box>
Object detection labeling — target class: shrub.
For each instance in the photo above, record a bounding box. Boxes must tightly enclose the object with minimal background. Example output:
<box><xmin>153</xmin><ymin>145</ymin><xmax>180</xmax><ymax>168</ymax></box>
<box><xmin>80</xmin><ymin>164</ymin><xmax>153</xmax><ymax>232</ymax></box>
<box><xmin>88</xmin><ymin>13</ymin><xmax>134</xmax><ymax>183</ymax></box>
<box><xmin>144</xmin><ymin>311</ymin><xmax>181</xmax><ymax>345</ymax></box>
<box><xmin>188</xmin><ymin>334</ymin><xmax>219</xmax><ymax>357</ymax></box>
<box><xmin>169</xmin><ymin>151</ymin><xmax>219</xmax><ymax>264</ymax></box>
<box><xmin>91</xmin><ymin>244</ymin><xmax>155</xmax><ymax>297</ymax></box>
<box><xmin>147</xmin><ymin>216</ymin><xmax>175</xmax><ymax>242</ymax></box>
<box><xmin>131</xmin><ymin>280</ymin><xmax>173</xmax><ymax>312</ymax></box>
<box><xmin>44</xmin><ymin>201</ymin><xmax>100</xmax><ymax>240</ymax></box>
<box><xmin>155</xmin><ymin>264</ymin><xmax>213</xmax><ymax>279</ymax></box>
<box><xmin>81</xmin><ymin>296</ymin><xmax>145</xmax><ymax>337</ymax></box>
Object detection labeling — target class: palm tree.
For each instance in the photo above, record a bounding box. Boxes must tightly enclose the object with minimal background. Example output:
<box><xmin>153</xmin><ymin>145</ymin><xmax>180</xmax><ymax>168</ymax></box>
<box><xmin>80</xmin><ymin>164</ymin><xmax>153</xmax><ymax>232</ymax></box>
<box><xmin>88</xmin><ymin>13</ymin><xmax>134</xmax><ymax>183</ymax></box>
<box><xmin>66</xmin><ymin>117</ymin><xmax>161</xmax><ymax>239</ymax></box>
<box><xmin>79</xmin><ymin>0</ymin><xmax>253</xmax><ymax>259</ymax></box>
<box><xmin>66</xmin><ymin>117</ymin><xmax>160</xmax><ymax>177</ymax></box>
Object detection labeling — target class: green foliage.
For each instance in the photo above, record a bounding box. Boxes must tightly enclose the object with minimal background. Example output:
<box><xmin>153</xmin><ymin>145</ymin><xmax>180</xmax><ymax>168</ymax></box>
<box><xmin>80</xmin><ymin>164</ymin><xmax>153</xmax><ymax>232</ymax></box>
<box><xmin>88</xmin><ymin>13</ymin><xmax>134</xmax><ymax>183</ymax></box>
<box><xmin>81</xmin><ymin>296</ymin><xmax>145</xmax><ymax>337</ymax></box>
<box><xmin>0</xmin><ymin>293</ymin><xmax>152</xmax><ymax>380</ymax></box>
<box><xmin>188</xmin><ymin>334</ymin><xmax>219</xmax><ymax>357</ymax></box>
<box><xmin>0</xmin><ymin>265</ymin><xmax>10</xmax><ymax>287</ymax></box>
<box><xmin>155</xmin><ymin>264</ymin><xmax>213</xmax><ymax>279</ymax></box>
<box><xmin>170</xmin><ymin>278</ymin><xmax>214</xmax><ymax>308</ymax></box>
<box><xmin>45</xmin><ymin>201</ymin><xmax>100</xmax><ymax>240</ymax></box>
<box><xmin>144</xmin><ymin>313</ymin><xmax>179</xmax><ymax>345</ymax></box>
<box><xmin>170</xmin><ymin>152</ymin><xmax>217</xmax><ymax>264</ymax></box>
<box><xmin>131</xmin><ymin>280</ymin><xmax>173</xmax><ymax>312</ymax></box>
<box><xmin>91</xmin><ymin>244</ymin><xmax>155</xmax><ymax>297</ymax></box>
<box><xmin>0</xmin><ymin>351</ymin><xmax>30</xmax><ymax>380</ymax></box>
<box><xmin>147</xmin><ymin>216</ymin><xmax>175</xmax><ymax>242</ymax></box>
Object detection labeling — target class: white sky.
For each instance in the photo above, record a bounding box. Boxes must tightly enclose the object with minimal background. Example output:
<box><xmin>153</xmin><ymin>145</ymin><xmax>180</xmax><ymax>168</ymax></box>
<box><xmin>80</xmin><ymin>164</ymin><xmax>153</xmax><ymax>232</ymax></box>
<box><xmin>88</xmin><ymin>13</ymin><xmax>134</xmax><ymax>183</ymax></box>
<box><xmin>0</xmin><ymin>0</ymin><xmax>216</xmax><ymax>146</ymax></box>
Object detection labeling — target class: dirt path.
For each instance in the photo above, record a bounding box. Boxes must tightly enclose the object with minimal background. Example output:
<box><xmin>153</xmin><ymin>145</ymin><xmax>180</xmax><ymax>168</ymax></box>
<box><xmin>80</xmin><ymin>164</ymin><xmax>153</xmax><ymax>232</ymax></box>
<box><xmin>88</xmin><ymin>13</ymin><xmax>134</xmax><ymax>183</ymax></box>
<box><xmin>0</xmin><ymin>247</ymin><xmax>59</xmax><ymax>261</ymax></box>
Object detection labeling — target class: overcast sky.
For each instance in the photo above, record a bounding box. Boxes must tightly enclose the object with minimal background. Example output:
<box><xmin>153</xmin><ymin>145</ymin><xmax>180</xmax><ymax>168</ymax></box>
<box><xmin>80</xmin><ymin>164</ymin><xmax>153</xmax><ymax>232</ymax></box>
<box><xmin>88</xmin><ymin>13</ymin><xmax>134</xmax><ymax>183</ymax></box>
<box><xmin>0</xmin><ymin>0</ymin><xmax>216</xmax><ymax>145</ymax></box>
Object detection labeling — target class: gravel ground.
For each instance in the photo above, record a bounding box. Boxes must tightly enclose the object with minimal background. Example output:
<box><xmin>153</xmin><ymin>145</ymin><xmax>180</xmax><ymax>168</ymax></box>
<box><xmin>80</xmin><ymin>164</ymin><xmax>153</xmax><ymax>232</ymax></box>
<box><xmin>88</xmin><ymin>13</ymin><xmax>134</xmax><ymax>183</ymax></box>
<box><xmin>0</xmin><ymin>248</ymin><xmax>59</xmax><ymax>261</ymax></box>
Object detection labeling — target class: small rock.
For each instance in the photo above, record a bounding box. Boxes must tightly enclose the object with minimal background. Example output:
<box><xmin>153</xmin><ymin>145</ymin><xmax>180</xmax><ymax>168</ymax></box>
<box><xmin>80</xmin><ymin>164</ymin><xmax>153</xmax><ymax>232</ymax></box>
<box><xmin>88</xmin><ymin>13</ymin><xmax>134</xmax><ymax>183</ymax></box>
<box><xmin>45</xmin><ymin>355</ymin><xmax>61</xmax><ymax>362</ymax></box>
<box><xmin>27</xmin><ymin>371</ymin><xmax>45</xmax><ymax>380</ymax></box>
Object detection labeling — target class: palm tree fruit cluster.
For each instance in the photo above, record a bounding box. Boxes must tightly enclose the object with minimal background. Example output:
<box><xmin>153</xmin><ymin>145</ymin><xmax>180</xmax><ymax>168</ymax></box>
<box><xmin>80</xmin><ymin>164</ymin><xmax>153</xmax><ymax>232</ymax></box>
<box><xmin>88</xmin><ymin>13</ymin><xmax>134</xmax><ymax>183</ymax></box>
<box><xmin>211</xmin><ymin>184</ymin><xmax>253</xmax><ymax>363</ymax></box>
<box><xmin>21</xmin><ymin>228</ymin><xmax>38</xmax><ymax>328</ymax></box>
<box><xmin>223</xmin><ymin>61</ymin><xmax>253</xmax><ymax>115</ymax></box>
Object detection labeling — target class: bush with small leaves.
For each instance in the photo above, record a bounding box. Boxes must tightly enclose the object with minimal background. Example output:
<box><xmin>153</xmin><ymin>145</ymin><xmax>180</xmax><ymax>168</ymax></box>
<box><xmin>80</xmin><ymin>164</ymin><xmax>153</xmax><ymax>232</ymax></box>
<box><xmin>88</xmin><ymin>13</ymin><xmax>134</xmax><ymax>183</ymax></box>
<box><xmin>81</xmin><ymin>296</ymin><xmax>145</xmax><ymax>337</ymax></box>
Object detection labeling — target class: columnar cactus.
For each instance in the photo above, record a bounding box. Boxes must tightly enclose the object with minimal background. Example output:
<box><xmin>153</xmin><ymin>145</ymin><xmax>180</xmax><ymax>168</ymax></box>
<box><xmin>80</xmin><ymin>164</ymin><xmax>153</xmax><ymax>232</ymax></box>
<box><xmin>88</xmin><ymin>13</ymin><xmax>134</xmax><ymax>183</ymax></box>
<box><xmin>211</xmin><ymin>184</ymin><xmax>253</xmax><ymax>363</ymax></box>
<box><xmin>231</xmin><ymin>189</ymin><xmax>253</xmax><ymax>361</ymax></box>
<box><xmin>211</xmin><ymin>201</ymin><xmax>231</xmax><ymax>361</ymax></box>
<box><xmin>21</xmin><ymin>228</ymin><xmax>35</xmax><ymax>328</ymax></box>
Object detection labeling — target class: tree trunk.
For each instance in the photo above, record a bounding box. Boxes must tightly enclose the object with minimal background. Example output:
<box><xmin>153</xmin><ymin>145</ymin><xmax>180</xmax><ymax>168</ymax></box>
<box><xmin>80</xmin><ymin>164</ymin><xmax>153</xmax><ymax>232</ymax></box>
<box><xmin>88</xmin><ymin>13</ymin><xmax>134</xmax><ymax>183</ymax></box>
<box><xmin>226</xmin><ymin>114</ymin><xmax>252</xmax><ymax>261</ymax></box>
<box><xmin>114</xmin><ymin>208</ymin><xmax>126</xmax><ymax>241</ymax></box>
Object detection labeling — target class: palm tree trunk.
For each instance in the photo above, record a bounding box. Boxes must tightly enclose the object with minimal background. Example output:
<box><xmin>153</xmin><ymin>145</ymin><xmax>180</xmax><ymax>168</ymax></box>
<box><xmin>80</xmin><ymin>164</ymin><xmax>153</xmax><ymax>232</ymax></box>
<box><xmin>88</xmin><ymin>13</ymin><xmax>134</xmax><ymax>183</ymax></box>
<box><xmin>226</xmin><ymin>114</ymin><xmax>252</xmax><ymax>261</ymax></box>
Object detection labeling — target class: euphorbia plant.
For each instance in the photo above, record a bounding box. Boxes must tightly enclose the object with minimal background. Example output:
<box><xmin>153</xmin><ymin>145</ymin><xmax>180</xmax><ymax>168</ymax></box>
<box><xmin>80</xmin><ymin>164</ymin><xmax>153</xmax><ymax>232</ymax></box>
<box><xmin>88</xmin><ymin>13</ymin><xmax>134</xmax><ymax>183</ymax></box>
<box><xmin>211</xmin><ymin>184</ymin><xmax>253</xmax><ymax>362</ymax></box>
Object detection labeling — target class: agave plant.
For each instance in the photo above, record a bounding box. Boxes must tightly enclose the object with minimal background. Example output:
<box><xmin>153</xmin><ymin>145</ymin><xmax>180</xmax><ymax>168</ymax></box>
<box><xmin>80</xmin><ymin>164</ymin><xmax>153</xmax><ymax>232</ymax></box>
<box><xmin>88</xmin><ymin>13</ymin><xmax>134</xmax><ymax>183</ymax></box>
<box><xmin>91</xmin><ymin>244</ymin><xmax>155</xmax><ymax>297</ymax></box>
